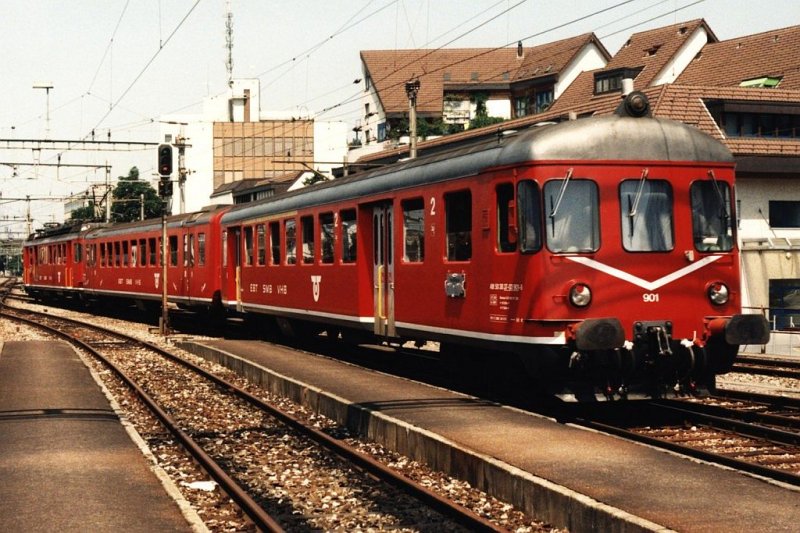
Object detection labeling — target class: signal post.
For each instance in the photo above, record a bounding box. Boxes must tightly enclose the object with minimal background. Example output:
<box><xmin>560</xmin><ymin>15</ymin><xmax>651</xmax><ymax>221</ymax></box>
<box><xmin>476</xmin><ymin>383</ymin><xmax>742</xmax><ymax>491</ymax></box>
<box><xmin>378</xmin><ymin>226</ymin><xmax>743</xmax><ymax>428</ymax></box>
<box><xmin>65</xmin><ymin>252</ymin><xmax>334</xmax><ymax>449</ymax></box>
<box><xmin>157</xmin><ymin>144</ymin><xmax>173</xmax><ymax>335</ymax></box>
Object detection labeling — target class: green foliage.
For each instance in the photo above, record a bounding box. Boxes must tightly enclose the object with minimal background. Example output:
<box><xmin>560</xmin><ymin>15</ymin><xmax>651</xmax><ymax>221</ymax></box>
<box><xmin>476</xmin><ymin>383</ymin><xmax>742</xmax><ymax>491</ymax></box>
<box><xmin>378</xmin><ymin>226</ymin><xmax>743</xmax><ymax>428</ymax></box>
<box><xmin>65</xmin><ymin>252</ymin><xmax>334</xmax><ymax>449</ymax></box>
<box><xmin>69</xmin><ymin>202</ymin><xmax>98</xmax><ymax>221</ymax></box>
<box><xmin>468</xmin><ymin>91</ymin><xmax>505</xmax><ymax>130</ymax></box>
<box><xmin>110</xmin><ymin>167</ymin><xmax>164</xmax><ymax>222</ymax></box>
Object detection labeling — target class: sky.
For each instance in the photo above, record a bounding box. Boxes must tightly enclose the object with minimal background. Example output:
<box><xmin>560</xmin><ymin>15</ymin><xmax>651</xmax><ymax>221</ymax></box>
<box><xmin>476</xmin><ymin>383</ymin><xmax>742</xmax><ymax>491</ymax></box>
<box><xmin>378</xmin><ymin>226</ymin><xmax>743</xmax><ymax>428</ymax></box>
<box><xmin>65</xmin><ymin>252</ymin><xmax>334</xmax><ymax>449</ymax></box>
<box><xmin>1</xmin><ymin>0</ymin><xmax>798</xmax><ymax>237</ymax></box>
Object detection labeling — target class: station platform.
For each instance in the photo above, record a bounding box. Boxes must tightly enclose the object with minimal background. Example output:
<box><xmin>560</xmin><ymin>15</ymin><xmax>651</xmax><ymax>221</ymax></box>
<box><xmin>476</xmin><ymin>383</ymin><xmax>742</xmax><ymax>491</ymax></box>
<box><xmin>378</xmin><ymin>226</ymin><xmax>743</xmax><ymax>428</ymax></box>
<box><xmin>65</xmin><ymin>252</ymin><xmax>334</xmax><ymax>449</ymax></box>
<box><xmin>182</xmin><ymin>338</ymin><xmax>800</xmax><ymax>533</ymax></box>
<box><xmin>0</xmin><ymin>340</ymin><xmax>198</xmax><ymax>532</ymax></box>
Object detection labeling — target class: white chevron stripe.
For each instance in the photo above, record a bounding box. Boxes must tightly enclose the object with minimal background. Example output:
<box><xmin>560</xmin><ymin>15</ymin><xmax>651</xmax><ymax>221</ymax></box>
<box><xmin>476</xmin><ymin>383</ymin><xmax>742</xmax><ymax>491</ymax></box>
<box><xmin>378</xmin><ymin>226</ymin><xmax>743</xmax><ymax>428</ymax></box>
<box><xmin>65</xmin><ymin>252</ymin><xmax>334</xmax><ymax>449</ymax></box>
<box><xmin>565</xmin><ymin>255</ymin><xmax>723</xmax><ymax>291</ymax></box>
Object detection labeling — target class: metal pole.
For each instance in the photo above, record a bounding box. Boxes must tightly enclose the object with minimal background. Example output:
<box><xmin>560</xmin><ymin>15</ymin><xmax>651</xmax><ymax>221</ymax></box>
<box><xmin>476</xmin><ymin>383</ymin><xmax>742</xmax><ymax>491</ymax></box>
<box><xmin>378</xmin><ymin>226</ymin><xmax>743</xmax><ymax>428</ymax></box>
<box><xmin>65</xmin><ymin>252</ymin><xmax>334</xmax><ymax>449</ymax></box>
<box><xmin>140</xmin><ymin>193</ymin><xmax>145</xmax><ymax>221</ymax></box>
<box><xmin>405</xmin><ymin>79</ymin><xmax>420</xmax><ymax>159</ymax></box>
<box><xmin>105</xmin><ymin>163</ymin><xmax>111</xmax><ymax>222</ymax></box>
<box><xmin>160</xmin><ymin>205</ymin><xmax>169</xmax><ymax>335</ymax></box>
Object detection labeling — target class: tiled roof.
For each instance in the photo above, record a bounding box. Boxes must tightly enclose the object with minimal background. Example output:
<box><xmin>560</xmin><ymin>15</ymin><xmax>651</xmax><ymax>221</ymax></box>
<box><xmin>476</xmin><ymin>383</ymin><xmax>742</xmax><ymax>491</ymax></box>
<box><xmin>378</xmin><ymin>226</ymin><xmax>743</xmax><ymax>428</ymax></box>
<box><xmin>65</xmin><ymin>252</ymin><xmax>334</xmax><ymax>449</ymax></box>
<box><xmin>360</xmin><ymin>33</ymin><xmax>606</xmax><ymax>115</ymax></box>
<box><xmin>356</xmin><ymin>84</ymin><xmax>800</xmax><ymax>162</ymax></box>
<box><xmin>676</xmin><ymin>24</ymin><xmax>800</xmax><ymax>90</ymax></box>
<box><xmin>606</xmin><ymin>19</ymin><xmax>714</xmax><ymax>88</ymax></box>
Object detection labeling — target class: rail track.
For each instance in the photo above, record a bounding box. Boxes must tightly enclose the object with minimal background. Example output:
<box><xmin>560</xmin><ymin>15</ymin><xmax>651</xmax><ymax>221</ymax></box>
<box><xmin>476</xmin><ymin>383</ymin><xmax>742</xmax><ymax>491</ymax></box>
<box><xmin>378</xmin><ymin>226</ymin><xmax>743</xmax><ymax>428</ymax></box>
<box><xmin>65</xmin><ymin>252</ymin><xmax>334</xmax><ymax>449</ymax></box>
<box><xmin>0</xmin><ymin>300</ymin><xmax>512</xmax><ymax>532</ymax></box>
<box><xmin>732</xmin><ymin>355</ymin><xmax>800</xmax><ymax>380</ymax></box>
<box><xmin>562</xmin><ymin>395</ymin><xmax>800</xmax><ymax>488</ymax></box>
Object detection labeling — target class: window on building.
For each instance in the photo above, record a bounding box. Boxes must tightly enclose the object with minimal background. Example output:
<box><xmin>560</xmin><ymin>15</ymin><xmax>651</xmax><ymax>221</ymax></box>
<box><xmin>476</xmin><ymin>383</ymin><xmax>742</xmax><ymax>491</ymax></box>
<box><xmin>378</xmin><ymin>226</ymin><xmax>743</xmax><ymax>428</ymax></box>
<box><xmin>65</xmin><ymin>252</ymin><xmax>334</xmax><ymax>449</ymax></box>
<box><xmin>445</xmin><ymin>190</ymin><xmax>472</xmax><ymax>261</ymax></box>
<box><xmin>285</xmin><ymin>219</ymin><xmax>297</xmax><ymax>264</ymax></box>
<box><xmin>544</xmin><ymin>177</ymin><xmax>599</xmax><ymax>253</ymax></box>
<box><xmin>320</xmin><ymin>213</ymin><xmax>334</xmax><ymax>264</ymax></box>
<box><xmin>620</xmin><ymin>178</ymin><xmax>674</xmax><ymax>252</ymax></box>
<box><xmin>402</xmin><ymin>198</ymin><xmax>425</xmax><ymax>262</ymax></box>
<box><xmin>341</xmin><ymin>209</ymin><xmax>357</xmax><ymax>263</ymax></box>
<box><xmin>690</xmin><ymin>179</ymin><xmax>733</xmax><ymax>252</ymax></box>
<box><xmin>740</xmin><ymin>76</ymin><xmax>782</xmax><ymax>88</ymax></box>
<box><xmin>769</xmin><ymin>201</ymin><xmax>800</xmax><ymax>228</ymax></box>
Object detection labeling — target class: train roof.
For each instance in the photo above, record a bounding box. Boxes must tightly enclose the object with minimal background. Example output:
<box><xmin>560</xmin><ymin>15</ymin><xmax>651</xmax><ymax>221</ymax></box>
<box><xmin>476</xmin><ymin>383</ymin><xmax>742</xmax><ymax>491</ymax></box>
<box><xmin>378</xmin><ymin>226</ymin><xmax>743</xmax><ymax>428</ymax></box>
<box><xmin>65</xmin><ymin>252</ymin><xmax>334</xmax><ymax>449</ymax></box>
<box><xmin>24</xmin><ymin>221</ymin><xmax>104</xmax><ymax>246</ymax></box>
<box><xmin>222</xmin><ymin>111</ymin><xmax>733</xmax><ymax>225</ymax></box>
<box><xmin>84</xmin><ymin>204</ymin><xmax>231</xmax><ymax>239</ymax></box>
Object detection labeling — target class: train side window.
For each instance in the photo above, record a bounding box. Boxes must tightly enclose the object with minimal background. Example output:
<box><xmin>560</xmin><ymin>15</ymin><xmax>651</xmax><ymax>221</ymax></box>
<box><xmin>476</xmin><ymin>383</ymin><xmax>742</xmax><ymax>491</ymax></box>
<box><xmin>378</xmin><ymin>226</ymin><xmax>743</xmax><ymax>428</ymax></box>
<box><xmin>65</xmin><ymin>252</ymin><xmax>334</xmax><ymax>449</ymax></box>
<box><xmin>123</xmin><ymin>241</ymin><xmax>130</xmax><ymax>266</ymax></box>
<box><xmin>269</xmin><ymin>222</ymin><xmax>281</xmax><ymax>265</ymax></box>
<box><xmin>100</xmin><ymin>243</ymin><xmax>106</xmax><ymax>267</ymax></box>
<box><xmin>169</xmin><ymin>235</ymin><xmax>178</xmax><ymax>266</ymax></box>
<box><xmin>256</xmin><ymin>224</ymin><xmax>266</xmax><ymax>266</ymax></box>
<box><xmin>149</xmin><ymin>238</ymin><xmax>157</xmax><ymax>266</ymax></box>
<box><xmin>138</xmin><ymin>239</ymin><xmax>145</xmax><ymax>267</ymax></box>
<box><xmin>691</xmin><ymin>179</ymin><xmax>733</xmax><ymax>252</ymax></box>
<box><xmin>183</xmin><ymin>235</ymin><xmax>190</xmax><ymax>266</ymax></box>
<box><xmin>320</xmin><ymin>213</ymin><xmax>334</xmax><ymax>264</ymax></box>
<box><xmin>188</xmin><ymin>234</ymin><xmax>195</xmax><ymax>267</ymax></box>
<box><xmin>222</xmin><ymin>231</ymin><xmax>228</xmax><ymax>268</ymax></box>
<box><xmin>74</xmin><ymin>243</ymin><xmax>83</xmax><ymax>263</ymax></box>
<box><xmin>198</xmin><ymin>233</ymin><xmax>206</xmax><ymax>266</ymax></box>
<box><xmin>517</xmin><ymin>180</ymin><xmax>542</xmax><ymax>253</ymax></box>
<box><xmin>130</xmin><ymin>241</ymin><xmax>137</xmax><ymax>267</ymax></box>
<box><xmin>445</xmin><ymin>190</ymin><xmax>472</xmax><ymax>261</ymax></box>
<box><xmin>544</xmin><ymin>178</ymin><xmax>599</xmax><ymax>253</ymax></box>
<box><xmin>243</xmin><ymin>226</ymin><xmax>254</xmax><ymax>266</ymax></box>
<box><xmin>341</xmin><ymin>209</ymin><xmax>357</xmax><ymax>263</ymax></box>
<box><xmin>620</xmin><ymin>178</ymin><xmax>674</xmax><ymax>252</ymax></box>
<box><xmin>285</xmin><ymin>219</ymin><xmax>297</xmax><ymax>265</ymax></box>
<box><xmin>301</xmin><ymin>215</ymin><xmax>315</xmax><ymax>264</ymax></box>
<box><xmin>115</xmin><ymin>241</ymin><xmax>121</xmax><ymax>267</ymax></box>
<box><xmin>402</xmin><ymin>198</ymin><xmax>425</xmax><ymax>262</ymax></box>
<box><xmin>496</xmin><ymin>184</ymin><xmax>516</xmax><ymax>253</ymax></box>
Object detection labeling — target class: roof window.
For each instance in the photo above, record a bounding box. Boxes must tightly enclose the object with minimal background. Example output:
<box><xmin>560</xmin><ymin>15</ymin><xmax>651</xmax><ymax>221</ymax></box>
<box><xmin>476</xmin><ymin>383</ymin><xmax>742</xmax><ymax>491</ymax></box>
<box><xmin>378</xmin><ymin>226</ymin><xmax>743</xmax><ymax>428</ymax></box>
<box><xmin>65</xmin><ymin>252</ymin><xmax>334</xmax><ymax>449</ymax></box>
<box><xmin>740</xmin><ymin>76</ymin><xmax>782</xmax><ymax>88</ymax></box>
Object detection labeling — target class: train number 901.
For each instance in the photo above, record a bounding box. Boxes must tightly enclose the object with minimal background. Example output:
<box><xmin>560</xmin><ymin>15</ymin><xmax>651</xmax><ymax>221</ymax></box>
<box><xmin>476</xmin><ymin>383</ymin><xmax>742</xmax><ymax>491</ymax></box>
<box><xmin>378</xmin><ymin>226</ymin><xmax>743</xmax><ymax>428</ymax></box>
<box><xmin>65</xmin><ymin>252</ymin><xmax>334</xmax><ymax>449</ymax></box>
<box><xmin>642</xmin><ymin>293</ymin><xmax>660</xmax><ymax>303</ymax></box>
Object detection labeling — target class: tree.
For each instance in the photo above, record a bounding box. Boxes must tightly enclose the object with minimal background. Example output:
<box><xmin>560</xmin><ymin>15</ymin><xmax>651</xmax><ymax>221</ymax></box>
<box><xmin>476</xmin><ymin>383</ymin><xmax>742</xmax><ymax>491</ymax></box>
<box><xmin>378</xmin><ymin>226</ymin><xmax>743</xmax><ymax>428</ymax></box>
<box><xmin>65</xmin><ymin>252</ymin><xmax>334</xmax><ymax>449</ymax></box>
<box><xmin>69</xmin><ymin>201</ymin><xmax>99</xmax><ymax>222</ymax></box>
<box><xmin>110</xmin><ymin>167</ymin><xmax>163</xmax><ymax>222</ymax></box>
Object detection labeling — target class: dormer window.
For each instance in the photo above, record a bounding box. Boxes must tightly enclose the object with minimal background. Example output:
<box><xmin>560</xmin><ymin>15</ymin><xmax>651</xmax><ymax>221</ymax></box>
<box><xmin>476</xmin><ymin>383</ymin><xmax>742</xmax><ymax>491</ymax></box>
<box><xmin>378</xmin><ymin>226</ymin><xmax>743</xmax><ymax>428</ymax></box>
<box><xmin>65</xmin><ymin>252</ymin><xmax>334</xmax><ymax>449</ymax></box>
<box><xmin>646</xmin><ymin>45</ymin><xmax>662</xmax><ymax>57</ymax></box>
<box><xmin>594</xmin><ymin>67</ymin><xmax>642</xmax><ymax>95</ymax></box>
<box><xmin>740</xmin><ymin>76</ymin><xmax>782</xmax><ymax>88</ymax></box>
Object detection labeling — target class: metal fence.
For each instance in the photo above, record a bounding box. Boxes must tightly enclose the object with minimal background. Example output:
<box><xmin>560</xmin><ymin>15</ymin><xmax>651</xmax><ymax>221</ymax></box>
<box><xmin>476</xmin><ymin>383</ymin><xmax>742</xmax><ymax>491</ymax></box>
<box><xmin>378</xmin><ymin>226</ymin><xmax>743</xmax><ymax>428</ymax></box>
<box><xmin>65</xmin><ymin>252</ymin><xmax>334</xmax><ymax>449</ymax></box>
<box><xmin>741</xmin><ymin>306</ymin><xmax>799</xmax><ymax>356</ymax></box>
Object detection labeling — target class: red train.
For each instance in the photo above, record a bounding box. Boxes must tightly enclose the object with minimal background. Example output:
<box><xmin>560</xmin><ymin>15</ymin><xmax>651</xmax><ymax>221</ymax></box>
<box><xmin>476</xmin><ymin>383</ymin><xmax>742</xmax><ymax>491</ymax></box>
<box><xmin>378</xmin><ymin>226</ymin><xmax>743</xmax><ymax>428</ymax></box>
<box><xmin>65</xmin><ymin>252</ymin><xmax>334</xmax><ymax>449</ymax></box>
<box><xmin>23</xmin><ymin>92</ymin><xmax>769</xmax><ymax>399</ymax></box>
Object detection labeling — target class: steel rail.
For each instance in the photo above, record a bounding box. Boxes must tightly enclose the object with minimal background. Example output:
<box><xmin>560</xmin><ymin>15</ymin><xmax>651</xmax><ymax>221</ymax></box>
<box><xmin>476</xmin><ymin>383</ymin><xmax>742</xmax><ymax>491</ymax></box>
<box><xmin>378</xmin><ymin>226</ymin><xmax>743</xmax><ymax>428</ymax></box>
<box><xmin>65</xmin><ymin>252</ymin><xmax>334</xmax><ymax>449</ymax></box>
<box><xmin>566</xmin><ymin>405</ymin><xmax>800</xmax><ymax>488</ymax></box>
<box><xmin>1</xmin><ymin>305</ymin><xmax>504</xmax><ymax>532</ymax></box>
<box><xmin>0</xmin><ymin>308</ymin><xmax>284</xmax><ymax>533</ymax></box>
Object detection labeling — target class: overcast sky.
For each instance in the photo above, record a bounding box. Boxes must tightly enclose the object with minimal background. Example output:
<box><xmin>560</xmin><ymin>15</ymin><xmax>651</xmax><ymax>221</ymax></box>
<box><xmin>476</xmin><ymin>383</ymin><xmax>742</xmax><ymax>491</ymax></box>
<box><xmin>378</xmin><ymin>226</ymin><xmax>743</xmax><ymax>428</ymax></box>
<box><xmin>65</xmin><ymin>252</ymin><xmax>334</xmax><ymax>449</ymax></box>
<box><xmin>1</xmin><ymin>0</ymin><xmax>798</xmax><ymax>235</ymax></box>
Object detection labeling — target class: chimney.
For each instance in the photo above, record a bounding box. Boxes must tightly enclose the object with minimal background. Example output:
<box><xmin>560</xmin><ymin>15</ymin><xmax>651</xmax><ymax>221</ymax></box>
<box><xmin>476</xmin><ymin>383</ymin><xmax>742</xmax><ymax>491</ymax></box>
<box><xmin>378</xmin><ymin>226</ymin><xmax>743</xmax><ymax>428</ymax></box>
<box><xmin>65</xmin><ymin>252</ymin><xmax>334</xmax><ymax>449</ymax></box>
<box><xmin>517</xmin><ymin>41</ymin><xmax>523</xmax><ymax>59</ymax></box>
<box><xmin>621</xmin><ymin>78</ymin><xmax>634</xmax><ymax>96</ymax></box>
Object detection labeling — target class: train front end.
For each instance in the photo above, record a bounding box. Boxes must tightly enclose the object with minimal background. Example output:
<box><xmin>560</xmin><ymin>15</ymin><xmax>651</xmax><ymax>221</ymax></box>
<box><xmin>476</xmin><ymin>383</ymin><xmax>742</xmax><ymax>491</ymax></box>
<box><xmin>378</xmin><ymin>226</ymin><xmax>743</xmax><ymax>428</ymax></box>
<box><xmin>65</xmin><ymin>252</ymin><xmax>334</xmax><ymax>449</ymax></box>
<box><xmin>520</xmin><ymin>93</ymin><xmax>769</xmax><ymax>399</ymax></box>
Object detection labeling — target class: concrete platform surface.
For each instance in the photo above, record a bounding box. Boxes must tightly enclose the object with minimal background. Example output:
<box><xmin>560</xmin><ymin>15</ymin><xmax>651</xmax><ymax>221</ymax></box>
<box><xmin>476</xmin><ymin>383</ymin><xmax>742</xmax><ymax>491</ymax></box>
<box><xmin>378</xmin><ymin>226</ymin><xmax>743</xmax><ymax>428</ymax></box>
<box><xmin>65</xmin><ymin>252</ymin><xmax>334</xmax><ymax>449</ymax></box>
<box><xmin>184</xmin><ymin>338</ymin><xmax>800</xmax><ymax>533</ymax></box>
<box><xmin>0</xmin><ymin>340</ymin><xmax>194</xmax><ymax>533</ymax></box>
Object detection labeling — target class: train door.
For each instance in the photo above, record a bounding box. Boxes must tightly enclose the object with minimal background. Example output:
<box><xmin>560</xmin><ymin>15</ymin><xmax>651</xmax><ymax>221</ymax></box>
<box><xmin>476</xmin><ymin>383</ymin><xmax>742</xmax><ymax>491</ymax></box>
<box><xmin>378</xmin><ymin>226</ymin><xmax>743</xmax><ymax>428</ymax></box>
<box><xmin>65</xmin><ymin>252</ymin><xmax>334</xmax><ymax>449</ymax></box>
<box><xmin>372</xmin><ymin>203</ymin><xmax>396</xmax><ymax>337</ymax></box>
<box><xmin>226</xmin><ymin>227</ymin><xmax>243</xmax><ymax>312</ymax></box>
<box><xmin>181</xmin><ymin>231</ymin><xmax>194</xmax><ymax>303</ymax></box>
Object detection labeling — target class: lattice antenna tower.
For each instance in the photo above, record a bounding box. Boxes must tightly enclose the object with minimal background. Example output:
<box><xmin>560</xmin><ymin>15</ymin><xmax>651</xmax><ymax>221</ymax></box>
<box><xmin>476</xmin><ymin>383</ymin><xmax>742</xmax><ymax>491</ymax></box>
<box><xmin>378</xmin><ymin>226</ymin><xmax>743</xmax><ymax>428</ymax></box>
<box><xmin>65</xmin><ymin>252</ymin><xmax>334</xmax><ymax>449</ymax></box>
<box><xmin>225</xmin><ymin>0</ymin><xmax>234</xmax><ymax>87</ymax></box>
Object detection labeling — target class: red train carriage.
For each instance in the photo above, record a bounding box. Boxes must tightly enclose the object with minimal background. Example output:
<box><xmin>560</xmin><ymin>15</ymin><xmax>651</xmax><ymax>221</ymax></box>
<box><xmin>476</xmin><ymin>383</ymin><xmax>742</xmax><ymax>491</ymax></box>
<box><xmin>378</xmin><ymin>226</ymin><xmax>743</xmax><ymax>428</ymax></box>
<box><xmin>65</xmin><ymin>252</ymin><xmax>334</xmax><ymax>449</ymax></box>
<box><xmin>220</xmin><ymin>92</ymin><xmax>769</xmax><ymax>399</ymax></box>
<box><xmin>79</xmin><ymin>205</ymin><xmax>229</xmax><ymax>309</ymax></box>
<box><xmin>23</xmin><ymin>222</ymin><xmax>96</xmax><ymax>300</ymax></box>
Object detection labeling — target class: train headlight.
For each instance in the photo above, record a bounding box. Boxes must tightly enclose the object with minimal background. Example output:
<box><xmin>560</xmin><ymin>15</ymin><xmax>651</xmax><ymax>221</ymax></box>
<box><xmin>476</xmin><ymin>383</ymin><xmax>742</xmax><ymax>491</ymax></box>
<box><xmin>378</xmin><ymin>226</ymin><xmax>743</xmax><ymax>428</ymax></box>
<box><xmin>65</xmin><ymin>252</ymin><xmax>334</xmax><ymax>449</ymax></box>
<box><xmin>569</xmin><ymin>283</ymin><xmax>592</xmax><ymax>308</ymax></box>
<box><xmin>707</xmin><ymin>282</ymin><xmax>729</xmax><ymax>305</ymax></box>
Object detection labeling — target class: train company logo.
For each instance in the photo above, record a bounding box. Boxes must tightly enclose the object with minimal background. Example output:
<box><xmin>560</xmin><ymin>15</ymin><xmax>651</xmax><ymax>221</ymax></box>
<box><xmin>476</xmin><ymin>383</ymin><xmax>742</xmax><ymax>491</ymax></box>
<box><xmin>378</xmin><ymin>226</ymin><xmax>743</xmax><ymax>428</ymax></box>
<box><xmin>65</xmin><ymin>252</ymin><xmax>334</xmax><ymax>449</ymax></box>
<box><xmin>566</xmin><ymin>255</ymin><xmax>722</xmax><ymax>291</ymax></box>
<box><xmin>311</xmin><ymin>275</ymin><xmax>322</xmax><ymax>302</ymax></box>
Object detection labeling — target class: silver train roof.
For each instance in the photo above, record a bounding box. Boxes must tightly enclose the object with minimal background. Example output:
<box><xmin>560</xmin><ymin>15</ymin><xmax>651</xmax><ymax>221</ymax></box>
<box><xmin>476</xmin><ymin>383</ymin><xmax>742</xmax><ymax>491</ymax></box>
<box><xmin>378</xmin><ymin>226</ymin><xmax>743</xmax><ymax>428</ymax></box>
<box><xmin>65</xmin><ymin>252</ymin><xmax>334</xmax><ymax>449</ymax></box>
<box><xmin>222</xmin><ymin>113</ymin><xmax>733</xmax><ymax>225</ymax></box>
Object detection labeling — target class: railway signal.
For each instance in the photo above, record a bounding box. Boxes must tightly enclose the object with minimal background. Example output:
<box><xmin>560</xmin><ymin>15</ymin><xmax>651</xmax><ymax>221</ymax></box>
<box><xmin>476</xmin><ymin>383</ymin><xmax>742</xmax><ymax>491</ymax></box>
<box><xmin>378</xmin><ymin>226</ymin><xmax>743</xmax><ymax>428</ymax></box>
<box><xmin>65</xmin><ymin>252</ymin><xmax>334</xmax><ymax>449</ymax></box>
<box><xmin>157</xmin><ymin>144</ymin><xmax>174</xmax><ymax>199</ymax></box>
